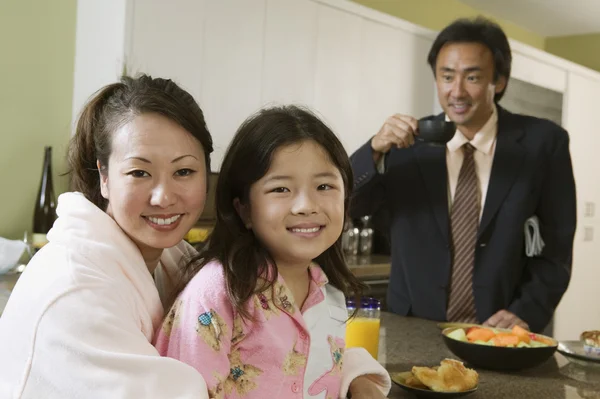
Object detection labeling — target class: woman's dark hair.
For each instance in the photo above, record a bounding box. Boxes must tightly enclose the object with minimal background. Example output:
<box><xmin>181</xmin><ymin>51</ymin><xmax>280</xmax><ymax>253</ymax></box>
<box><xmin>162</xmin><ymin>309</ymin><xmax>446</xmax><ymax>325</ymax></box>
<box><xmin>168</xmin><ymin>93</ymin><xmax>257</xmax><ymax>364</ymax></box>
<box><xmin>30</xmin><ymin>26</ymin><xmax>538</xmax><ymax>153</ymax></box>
<box><xmin>67</xmin><ymin>74</ymin><xmax>213</xmax><ymax>210</ymax></box>
<box><xmin>175</xmin><ymin>105</ymin><xmax>364</xmax><ymax>319</ymax></box>
<box><xmin>427</xmin><ymin>16</ymin><xmax>512</xmax><ymax>102</ymax></box>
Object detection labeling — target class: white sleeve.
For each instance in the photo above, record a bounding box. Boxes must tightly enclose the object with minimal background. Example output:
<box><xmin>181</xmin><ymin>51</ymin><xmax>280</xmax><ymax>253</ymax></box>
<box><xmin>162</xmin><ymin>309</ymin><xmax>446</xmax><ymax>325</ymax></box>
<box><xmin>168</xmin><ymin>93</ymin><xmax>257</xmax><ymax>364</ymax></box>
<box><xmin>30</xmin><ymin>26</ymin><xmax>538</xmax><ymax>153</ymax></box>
<box><xmin>339</xmin><ymin>347</ymin><xmax>391</xmax><ymax>398</ymax></box>
<box><xmin>21</xmin><ymin>284</ymin><xmax>209</xmax><ymax>399</ymax></box>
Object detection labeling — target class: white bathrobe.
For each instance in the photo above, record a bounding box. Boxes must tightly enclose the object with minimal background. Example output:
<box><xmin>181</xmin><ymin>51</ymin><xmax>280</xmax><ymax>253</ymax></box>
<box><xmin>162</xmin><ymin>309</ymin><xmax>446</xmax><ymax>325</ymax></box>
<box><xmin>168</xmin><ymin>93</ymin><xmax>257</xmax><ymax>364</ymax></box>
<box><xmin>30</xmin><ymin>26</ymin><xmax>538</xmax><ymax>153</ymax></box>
<box><xmin>0</xmin><ymin>192</ymin><xmax>209</xmax><ymax>399</ymax></box>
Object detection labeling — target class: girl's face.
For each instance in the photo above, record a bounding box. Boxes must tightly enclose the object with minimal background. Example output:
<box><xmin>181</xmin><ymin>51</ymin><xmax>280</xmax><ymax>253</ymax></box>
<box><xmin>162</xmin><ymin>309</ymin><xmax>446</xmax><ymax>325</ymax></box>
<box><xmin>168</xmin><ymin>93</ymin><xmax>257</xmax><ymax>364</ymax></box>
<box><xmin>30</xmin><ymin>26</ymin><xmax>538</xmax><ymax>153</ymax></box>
<box><xmin>238</xmin><ymin>140</ymin><xmax>345</xmax><ymax>269</ymax></box>
<box><xmin>99</xmin><ymin>113</ymin><xmax>207</xmax><ymax>262</ymax></box>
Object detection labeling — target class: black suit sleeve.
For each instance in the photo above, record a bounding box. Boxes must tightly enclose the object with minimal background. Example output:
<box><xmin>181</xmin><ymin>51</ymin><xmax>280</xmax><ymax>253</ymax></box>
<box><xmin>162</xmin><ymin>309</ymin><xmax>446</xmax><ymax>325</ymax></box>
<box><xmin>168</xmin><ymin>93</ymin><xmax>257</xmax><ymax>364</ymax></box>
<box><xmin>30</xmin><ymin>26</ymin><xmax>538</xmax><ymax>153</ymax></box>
<box><xmin>508</xmin><ymin>130</ymin><xmax>577</xmax><ymax>332</ymax></box>
<box><xmin>349</xmin><ymin>140</ymin><xmax>387</xmax><ymax>219</ymax></box>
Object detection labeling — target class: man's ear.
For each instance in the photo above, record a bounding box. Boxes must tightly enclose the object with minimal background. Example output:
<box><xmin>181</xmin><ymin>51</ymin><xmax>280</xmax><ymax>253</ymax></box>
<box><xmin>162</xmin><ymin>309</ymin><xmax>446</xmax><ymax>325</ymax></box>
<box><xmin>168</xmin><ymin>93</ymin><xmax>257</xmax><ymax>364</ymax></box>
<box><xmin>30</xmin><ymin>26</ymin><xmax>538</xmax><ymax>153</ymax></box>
<box><xmin>494</xmin><ymin>75</ymin><xmax>507</xmax><ymax>95</ymax></box>
<box><xmin>97</xmin><ymin>160</ymin><xmax>109</xmax><ymax>199</ymax></box>
<box><xmin>233</xmin><ymin>198</ymin><xmax>251</xmax><ymax>229</ymax></box>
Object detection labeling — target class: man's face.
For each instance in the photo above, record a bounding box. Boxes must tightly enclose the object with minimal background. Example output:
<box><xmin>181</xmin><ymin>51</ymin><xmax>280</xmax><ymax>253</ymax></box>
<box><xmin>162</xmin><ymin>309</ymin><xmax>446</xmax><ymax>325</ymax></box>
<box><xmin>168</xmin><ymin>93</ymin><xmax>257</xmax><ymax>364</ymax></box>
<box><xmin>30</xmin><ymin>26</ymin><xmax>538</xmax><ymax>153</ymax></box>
<box><xmin>435</xmin><ymin>42</ymin><xmax>506</xmax><ymax>135</ymax></box>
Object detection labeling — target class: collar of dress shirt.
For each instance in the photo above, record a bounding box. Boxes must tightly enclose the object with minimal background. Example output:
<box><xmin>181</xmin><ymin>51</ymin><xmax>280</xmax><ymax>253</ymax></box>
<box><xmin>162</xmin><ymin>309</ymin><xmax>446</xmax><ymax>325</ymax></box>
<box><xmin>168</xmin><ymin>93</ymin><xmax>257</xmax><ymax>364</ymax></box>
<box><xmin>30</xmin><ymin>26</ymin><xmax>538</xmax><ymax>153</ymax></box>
<box><xmin>445</xmin><ymin>104</ymin><xmax>498</xmax><ymax>155</ymax></box>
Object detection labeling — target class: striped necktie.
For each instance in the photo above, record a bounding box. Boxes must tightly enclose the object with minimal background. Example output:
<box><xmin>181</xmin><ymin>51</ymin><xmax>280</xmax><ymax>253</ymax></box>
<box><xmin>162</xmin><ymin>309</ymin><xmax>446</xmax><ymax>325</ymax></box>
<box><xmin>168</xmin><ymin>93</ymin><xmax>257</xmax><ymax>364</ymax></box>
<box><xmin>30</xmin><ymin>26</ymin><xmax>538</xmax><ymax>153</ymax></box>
<box><xmin>447</xmin><ymin>143</ymin><xmax>479</xmax><ymax>323</ymax></box>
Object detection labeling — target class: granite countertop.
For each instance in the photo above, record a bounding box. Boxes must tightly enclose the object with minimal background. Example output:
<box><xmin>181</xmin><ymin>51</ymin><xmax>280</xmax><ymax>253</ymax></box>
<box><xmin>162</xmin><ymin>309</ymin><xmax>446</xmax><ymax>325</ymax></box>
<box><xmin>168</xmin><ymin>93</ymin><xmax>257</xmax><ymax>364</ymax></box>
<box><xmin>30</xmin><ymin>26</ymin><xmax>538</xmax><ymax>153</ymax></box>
<box><xmin>3</xmin><ymin>272</ymin><xmax>599</xmax><ymax>397</ymax></box>
<box><xmin>380</xmin><ymin>312</ymin><xmax>600</xmax><ymax>398</ymax></box>
<box><xmin>346</xmin><ymin>254</ymin><xmax>391</xmax><ymax>279</ymax></box>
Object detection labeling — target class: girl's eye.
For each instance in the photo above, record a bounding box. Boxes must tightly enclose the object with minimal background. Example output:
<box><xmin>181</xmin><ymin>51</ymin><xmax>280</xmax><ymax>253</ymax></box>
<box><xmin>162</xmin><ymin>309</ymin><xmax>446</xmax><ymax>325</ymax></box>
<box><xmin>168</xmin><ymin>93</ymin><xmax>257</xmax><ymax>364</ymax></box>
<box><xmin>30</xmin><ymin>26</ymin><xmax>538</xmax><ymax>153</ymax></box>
<box><xmin>176</xmin><ymin>169</ymin><xmax>196</xmax><ymax>177</ymax></box>
<box><xmin>271</xmin><ymin>187</ymin><xmax>290</xmax><ymax>193</ymax></box>
<box><xmin>127</xmin><ymin>170</ymin><xmax>149</xmax><ymax>178</ymax></box>
<box><xmin>318</xmin><ymin>184</ymin><xmax>333</xmax><ymax>190</ymax></box>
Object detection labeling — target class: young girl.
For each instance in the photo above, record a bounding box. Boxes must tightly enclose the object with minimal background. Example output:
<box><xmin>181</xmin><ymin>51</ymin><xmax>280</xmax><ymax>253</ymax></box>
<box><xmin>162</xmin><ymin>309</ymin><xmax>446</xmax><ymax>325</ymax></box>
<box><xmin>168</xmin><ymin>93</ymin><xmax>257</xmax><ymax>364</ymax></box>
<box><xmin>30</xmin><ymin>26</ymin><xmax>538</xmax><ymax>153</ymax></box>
<box><xmin>154</xmin><ymin>106</ymin><xmax>391</xmax><ymax>399</ymax></box>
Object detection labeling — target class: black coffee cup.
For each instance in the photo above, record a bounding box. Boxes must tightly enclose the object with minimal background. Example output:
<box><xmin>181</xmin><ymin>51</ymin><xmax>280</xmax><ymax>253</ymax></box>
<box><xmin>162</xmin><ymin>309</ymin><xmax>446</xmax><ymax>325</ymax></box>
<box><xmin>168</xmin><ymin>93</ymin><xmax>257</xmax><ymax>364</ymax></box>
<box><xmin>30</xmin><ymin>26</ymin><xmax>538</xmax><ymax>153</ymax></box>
<box><xmin>417</xmin><ymin>119</ymin><xmax>456</xmax><ymax>145</ymax></box>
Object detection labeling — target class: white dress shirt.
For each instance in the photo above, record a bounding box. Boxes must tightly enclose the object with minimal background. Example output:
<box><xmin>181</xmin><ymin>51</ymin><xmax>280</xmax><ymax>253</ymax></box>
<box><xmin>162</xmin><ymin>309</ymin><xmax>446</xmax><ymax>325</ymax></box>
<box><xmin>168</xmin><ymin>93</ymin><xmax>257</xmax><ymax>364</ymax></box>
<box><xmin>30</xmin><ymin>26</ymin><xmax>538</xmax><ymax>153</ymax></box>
<box><xmin>446</xmin><ymin>105</ymin><xmax>498</xmax><ymax>220</ymax></box>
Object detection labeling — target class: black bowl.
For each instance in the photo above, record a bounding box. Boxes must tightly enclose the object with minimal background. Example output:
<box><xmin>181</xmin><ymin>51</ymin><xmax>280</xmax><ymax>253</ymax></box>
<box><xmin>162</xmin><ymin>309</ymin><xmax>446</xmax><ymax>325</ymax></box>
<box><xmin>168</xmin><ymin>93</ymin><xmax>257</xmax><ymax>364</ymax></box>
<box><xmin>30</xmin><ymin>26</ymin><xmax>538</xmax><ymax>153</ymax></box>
<box><xmin>417</xmin><ymin>120</ymin><xmax>456</xmax><ymax>145</ymax></box>
<box><xmin>442</xmin><ymin>327</ymin><xmax>558</xmax><ymax>371</ymax></box>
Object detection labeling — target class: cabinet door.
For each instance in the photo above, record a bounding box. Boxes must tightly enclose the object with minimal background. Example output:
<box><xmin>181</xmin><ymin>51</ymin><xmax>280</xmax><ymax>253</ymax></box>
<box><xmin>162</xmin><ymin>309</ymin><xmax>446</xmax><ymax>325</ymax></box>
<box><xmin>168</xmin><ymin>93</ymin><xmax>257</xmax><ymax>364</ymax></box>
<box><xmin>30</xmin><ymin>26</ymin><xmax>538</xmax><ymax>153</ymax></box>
<box><xmin>511</xmin><ymin>51</ymin><xmax>567</xmax><ymax>94</ymax></box>
<box><xmin>554</xmin><ymin>71</ymin><xmax>600</xmax><ymax>340</ymax></box>
<box><xmin>357</xmin><ymin>19</ymin><xmax>434</xmax><ymax>154</ymax></box>
<box><xmin>262</xmin><ymin>0</ymin><xmax>318</xmax><ymax>106</ymax></box>
<box><xmin>128</xmin><ymin>0</ymin><xmax>207</xmax><ymax>101</ymax></box>
<box><xmin>200</xmin><ymin>0</ymin><xmax>266</xmax><ymax>171</ymax></box>
<box><xmin>314</xmin><ymin>4</ymin><xmax>362</xmax><ymax>154</ymax></box>
<box><xmin>398</xmin><ymin>33</ymin><xmax>435</xmax><ymax>119</ymax></box>
<box><xmin>72</xmin><ymin>0</ymin><xmax>129</xmax><ymax>121</ymax></box>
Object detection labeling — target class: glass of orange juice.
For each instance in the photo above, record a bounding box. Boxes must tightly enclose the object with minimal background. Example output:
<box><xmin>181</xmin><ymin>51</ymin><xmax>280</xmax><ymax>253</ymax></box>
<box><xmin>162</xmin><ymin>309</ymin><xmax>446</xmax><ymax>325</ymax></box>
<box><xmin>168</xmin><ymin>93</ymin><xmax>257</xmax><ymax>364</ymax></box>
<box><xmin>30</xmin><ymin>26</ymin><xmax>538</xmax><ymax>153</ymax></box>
<box><xmin>345</xmin><ymin>298</ymin><xmax>381</xmax><ymax>359</ymax></box>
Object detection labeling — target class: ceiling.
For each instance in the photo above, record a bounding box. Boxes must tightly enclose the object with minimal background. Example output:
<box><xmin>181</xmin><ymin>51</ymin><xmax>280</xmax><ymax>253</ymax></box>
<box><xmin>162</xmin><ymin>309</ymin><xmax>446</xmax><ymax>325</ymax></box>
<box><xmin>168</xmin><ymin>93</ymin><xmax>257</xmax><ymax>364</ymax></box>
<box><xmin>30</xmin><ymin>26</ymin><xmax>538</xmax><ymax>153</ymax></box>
<box><xmin>458</xmin><ymin>0</ymin><xmax>600</xmax><ymax>37</ymax></box>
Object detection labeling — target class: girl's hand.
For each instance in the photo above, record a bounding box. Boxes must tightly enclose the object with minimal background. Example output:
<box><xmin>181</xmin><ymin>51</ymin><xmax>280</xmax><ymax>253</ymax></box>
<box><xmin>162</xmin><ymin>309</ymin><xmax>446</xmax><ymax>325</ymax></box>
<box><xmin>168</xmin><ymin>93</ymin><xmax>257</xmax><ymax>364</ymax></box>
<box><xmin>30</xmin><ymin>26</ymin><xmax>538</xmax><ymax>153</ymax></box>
<box><xmin>348</xmin><ymin>375</ymin><xmax>388</xmax><ymax>399</ymax></box>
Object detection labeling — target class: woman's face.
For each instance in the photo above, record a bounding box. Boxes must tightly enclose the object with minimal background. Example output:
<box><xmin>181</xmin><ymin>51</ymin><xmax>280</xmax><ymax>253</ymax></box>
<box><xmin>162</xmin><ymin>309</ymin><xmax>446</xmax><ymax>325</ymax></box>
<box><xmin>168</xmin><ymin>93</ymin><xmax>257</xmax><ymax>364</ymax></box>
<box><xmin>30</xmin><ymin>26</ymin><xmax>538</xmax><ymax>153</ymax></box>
<box><xmin>99</xmin><ymin>113</ymin><xmax>206</xmax><ymax>262</ymax></box>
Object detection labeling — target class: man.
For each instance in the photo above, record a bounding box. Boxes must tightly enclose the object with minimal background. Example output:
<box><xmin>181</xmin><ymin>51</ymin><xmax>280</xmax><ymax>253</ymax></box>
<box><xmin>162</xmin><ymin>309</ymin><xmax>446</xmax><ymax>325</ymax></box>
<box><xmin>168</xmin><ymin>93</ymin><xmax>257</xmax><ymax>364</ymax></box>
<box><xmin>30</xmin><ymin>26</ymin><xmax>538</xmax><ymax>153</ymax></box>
<box><xmin>349</xmin><ymin>17</ymin><xmax>576</xmax><ymax>333</ymax></box>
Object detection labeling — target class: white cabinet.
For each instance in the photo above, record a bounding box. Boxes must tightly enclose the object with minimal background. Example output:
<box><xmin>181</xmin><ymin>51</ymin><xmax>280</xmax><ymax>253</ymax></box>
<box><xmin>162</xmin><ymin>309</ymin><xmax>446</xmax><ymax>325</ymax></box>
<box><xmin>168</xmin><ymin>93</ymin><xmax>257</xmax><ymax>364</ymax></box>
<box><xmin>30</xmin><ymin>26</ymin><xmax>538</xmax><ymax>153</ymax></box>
<box><xmin>356</xmin><ymin>19</ymin><xmax>404</xmax><ymax>152</ymax></box>
<box><xmin>199</xmin><ymin>0</ymin><xmax>266</xmax><ymax>170</ymax></box>
<box><xmin>73</xmin><ymin>0</ymin><xmax>436</xmax><ymax>165</ymax></box>
<box><xmin>126</xmin><ymin>0</ymin><xmax>266</xmax><ymax>171</ymax></box>
<box><xmin>71</xmin><ymin>0</ymin><xmax>129</xmax><ymax>121</ymax></box>
<box><xmin>313</xmin><ymin>5</ymin><xmax>363</xmax><ymax>153</ymax></box>
<box><xmin>358</xmin><ymin>19</ymin><xmax>433</xmax><ymax>152</ymax></box>
<box><xmin>127</xmin><ymin>0</ymin><xmax>207</xmax><ymax>101</ymax></box>
<box><xmin>395</xmin><ymin>34</ymin><xmax>435</xmax><ymax>119</ymax></box>
<box><xmin>511</xmin><ymin>51</ymin><xmax>567</xmax><ymax>94</ymax></box>
<box><xmin>313</xmin><ymin>5</ymin><xmax>434</xmax><ymax>155</ymax></box>
<box><xmin>262</xmin><ymin>0</ymin><xmax>318</xmax><ymax>106</ymax></box>
<box><xmin>554</xmin><ymin>71</ymin><xmax>600</xmax><ymax>340</ymax></box>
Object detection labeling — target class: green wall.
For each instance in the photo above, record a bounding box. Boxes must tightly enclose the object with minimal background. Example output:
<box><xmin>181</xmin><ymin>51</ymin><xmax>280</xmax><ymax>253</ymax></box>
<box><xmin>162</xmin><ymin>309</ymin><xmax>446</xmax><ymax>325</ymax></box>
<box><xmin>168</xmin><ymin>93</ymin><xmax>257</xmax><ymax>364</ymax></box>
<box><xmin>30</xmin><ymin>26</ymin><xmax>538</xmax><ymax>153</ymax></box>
<box><xmin>546</xmin><ymin>33</ymin><xmax>600</xmax><ymax>73</ymax></box>
<box><xmin>349</xmin><ymin>0</ymin><xmax>546</xmax><ymax>49</ymax></box>
<box><xmin>0</xmin><ymin>0</ymin><xmax>77</xmax><ymax>239</ymax></box>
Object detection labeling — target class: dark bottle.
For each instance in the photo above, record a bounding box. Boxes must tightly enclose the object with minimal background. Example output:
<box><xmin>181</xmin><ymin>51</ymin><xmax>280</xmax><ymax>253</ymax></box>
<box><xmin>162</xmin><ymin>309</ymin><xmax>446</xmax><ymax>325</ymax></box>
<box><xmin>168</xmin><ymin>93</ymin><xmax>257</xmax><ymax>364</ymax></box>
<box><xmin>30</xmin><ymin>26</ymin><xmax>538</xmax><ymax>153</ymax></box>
<box><xmin>32</xmin><ymin>146</ymin><xmax>57</xmax><ymax>248</ymax></box>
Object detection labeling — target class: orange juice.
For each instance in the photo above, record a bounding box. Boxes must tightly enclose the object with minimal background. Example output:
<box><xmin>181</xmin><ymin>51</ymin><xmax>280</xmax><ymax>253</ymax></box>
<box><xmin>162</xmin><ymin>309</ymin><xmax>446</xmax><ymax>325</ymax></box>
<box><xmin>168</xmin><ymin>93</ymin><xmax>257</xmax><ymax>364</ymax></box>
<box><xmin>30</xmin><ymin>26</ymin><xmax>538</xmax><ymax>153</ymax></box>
<box><xmin>346</xmin><ymin>317</ymin><xmax>380</xmax><ymax>359</ymax></box>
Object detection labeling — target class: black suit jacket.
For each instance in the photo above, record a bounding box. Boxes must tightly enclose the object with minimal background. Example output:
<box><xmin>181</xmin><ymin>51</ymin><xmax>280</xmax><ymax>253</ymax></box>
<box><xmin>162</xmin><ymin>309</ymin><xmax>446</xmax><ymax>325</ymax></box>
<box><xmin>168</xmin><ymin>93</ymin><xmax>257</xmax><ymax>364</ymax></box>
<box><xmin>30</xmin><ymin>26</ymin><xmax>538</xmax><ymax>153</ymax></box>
<box><xmin>349</xmin><ymin>107</ymin><xmax>577</xmax><ymax>332</ymax></box>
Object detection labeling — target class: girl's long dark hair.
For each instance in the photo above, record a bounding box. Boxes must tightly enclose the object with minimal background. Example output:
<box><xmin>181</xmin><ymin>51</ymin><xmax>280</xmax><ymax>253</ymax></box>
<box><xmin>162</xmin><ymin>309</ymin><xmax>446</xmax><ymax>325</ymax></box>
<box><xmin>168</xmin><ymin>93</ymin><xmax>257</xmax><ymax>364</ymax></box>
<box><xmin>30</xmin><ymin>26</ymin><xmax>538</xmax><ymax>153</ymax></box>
<box><xmin>172</xmin><ymin>105</ymin><xmax>364</xmax><ymax>318</ymax></box>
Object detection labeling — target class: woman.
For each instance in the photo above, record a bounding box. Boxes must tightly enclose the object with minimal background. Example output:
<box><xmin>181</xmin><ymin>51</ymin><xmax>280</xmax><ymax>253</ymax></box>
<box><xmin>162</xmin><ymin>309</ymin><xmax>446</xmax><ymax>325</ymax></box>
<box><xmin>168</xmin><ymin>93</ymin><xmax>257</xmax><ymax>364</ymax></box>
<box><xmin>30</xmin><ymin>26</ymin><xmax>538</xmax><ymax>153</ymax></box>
<box><xmin>0</xmin><ymin>75</ymin><xmax>212</xmax><ymax>399</ymax></box>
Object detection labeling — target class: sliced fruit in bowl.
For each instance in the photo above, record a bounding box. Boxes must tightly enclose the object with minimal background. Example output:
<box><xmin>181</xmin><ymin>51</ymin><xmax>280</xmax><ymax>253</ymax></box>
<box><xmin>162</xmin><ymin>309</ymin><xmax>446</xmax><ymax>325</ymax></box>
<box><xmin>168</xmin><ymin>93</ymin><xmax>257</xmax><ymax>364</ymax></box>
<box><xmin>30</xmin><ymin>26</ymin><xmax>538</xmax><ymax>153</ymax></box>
<box><xmin>448</xmin><ymin>325</ymin><xmax>555</xmax><ymax>348</ymax></box>
<box><xmin>443</xmin><ymin>325</ymin><xmax>557</xmax><ymax>370</ymax></box>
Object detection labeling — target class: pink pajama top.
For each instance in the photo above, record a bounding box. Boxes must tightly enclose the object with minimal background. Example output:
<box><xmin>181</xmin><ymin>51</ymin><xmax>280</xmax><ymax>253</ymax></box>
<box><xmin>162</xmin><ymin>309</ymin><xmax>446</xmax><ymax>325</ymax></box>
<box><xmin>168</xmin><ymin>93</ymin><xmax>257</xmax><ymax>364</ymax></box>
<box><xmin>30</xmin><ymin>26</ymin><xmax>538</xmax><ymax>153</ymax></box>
<box><xmin>153</xmin><ymin>261</ymin><xmax>391</xmax><ymax>399</ymax></box>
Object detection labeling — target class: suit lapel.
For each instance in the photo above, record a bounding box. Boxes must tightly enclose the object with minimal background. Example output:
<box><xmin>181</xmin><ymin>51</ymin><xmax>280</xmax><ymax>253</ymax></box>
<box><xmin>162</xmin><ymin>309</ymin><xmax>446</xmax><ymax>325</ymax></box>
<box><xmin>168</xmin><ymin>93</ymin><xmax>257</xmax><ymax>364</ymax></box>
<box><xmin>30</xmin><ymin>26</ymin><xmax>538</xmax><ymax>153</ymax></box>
<box><xmin>415</xmin><ymin>143</ymin><xmax>450</xmax><ymax>244</ymax></box>
<box><xmin>478</xmin><ymin>108</ymin><xmax>526</xmax><ymax>238</ymax></box>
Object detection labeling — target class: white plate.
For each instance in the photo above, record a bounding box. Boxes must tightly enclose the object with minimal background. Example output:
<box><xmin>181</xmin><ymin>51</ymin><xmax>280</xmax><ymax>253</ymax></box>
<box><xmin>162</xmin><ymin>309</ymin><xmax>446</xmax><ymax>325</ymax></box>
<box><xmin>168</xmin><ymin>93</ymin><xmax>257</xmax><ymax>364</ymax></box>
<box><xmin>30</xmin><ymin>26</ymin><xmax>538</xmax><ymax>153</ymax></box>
<box><xmin>557</xmin><ymin>341</ymin><xmax>600</xmax><ymax>368</ymax></box>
